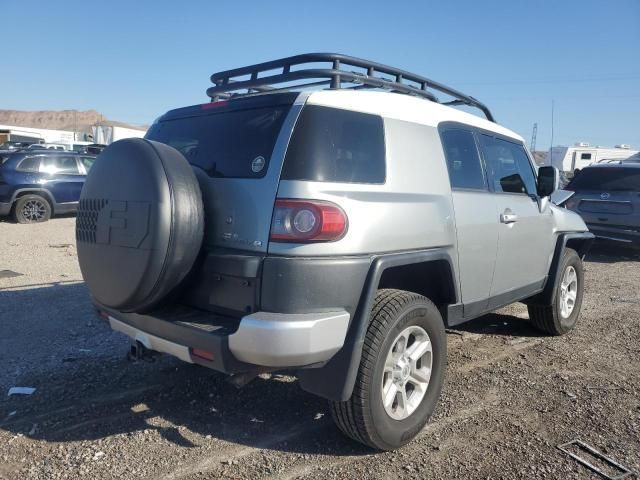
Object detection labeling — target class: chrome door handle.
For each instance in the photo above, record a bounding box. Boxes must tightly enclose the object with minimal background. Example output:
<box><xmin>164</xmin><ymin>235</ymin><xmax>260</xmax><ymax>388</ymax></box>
<box><xmin>500</xmin><ymin>211</ymin><xmax>518</xmax><ymax>224</ymax></box>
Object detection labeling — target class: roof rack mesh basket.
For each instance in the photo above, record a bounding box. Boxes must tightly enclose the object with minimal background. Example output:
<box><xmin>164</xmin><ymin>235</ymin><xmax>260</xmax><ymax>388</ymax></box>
<box><xmin>206</xmin><ymin>53</ymin><xmax>494</xmax><ymax>122</ymax></box>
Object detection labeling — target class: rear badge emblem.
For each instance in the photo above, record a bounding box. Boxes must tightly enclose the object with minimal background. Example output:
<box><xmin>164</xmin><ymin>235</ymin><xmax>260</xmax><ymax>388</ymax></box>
<box><xmin>600</xmin><ymin>192</ymin><xmax>610</xmax><ymax>200</ymax></box>
<box><xmin>251</xmin><ymin>156</ymin><xmax>266</xmax><ymax>173</ymax></box>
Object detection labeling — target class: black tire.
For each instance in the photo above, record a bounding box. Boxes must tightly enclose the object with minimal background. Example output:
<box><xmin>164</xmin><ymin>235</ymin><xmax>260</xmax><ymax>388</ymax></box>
<box><xmin>13</xmin><ymin>194</ymin><xmax>52</xmax><ymax>224</ymax></box>
<box><xmin>76</xmin><ymin>138</ymin><xmax>204</xmax><ymax>313</ymax></box>
<box><xmin>527</xmin><ymin>248</ymin><xmax>584</xmax><ymax>335</ymax></box>
<box><xmin>329</xmin><ymin>289</ymin><xmax>447</xmax><ymax>450</ymax></box>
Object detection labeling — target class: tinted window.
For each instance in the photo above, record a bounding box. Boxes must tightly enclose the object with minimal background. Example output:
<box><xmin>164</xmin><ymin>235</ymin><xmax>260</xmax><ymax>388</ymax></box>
<box><xmin>580</xmin><ymin>153</ymin><xmax>592</xmax><ymax>160</ymax></box>
<box><xmin>17</xmin><ymin>156</ymin><xmax>40</xmax><ymax>172</ymax></box>
<box><xmin>441</xmin><ymin>129</ymin><xmax>486</xmax><ymax>190</ymax></box>
<box><xmin>479</xmin><ymin>135</ymin><xmax>537</xmax><ymax>195</ymax></box>
<box><xmin>282</xmin><ymin>106</ymin><xmax>385</xmax><ymax>184</ymax></box>
<box><xmin>146</xmin><ymin>106</ymin><xmax>289</xmax><ymax>178</ymax></box>
<box><xmin>41</xmin><ymin>156</ymin><xmax>80</xmax><ymax>175</ymax></box>
<box><xmin>80</xmin><ymin>156</ymin><xmax>96</xmax><ymax>172</ymax></box>
<box><xmin>567</xmin><ymin>168</ymin><xmax>640</xmax><ymax>191</ymax></box>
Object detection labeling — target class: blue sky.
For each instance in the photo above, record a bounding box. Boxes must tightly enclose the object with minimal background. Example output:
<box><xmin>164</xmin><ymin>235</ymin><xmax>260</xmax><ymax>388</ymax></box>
<box><xmin>2</xmin><ymin>0</ymin><xmax>639</xmax><ymax>150</ymax></box>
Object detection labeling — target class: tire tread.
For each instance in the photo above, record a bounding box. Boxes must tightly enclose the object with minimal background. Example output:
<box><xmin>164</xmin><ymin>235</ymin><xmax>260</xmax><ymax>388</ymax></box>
<box><xmin>329</xmin><ymin>289</ymin><xmax>435</xmax><ymax>449</ymax></box>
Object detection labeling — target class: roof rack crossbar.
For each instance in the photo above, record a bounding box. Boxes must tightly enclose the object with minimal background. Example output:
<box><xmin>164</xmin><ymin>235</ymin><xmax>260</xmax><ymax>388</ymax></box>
<box><xmin>207</xmin><ymin>53</ymin><xmax>495</xmax><ymax>122</ymax></box>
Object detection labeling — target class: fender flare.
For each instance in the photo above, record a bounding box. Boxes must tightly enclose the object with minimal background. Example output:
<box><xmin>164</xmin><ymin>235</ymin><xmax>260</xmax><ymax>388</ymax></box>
<box><xmin>527</xmin><ymin>231</ymin><xmax>594</xmax><ymax>305</ymax></box>
<box><xmin>297</xmin><ymin>248</ymin><xmax>457</xmax><ymax>402</ymax></box>
<box><xmin>10</xmin><ymin>188</ymin><xmax>57</xmax><ymax>212</ymax></box>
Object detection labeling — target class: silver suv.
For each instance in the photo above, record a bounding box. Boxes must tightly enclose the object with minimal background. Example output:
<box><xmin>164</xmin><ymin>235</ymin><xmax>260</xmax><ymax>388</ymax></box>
<box><xmin>76</xmin><ymin>53</ymin><xmax>594</xmax><ymax>451</ymax></box>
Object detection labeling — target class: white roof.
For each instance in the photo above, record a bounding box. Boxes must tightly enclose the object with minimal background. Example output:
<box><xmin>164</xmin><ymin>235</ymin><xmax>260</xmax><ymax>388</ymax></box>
<box><xmin>306</xmin><ymin>90</ymin><xmax>523</xmax><ymax>142</ymax></box>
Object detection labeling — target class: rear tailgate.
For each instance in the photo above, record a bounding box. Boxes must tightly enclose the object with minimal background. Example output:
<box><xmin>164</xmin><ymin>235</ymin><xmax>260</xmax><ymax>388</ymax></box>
<box><xmin>576</xmin><ymin>192</ymin><xmax>640</xmax><ymax>229</ymax></box>
<box><xmin>145</xmin><ymin>93</ymin><xmax>302</xmax><ymax>254</ymax></box>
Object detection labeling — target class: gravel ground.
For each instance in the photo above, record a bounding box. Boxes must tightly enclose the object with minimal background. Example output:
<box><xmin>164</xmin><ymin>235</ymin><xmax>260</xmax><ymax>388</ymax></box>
<box><xmin>1</xmin><ymin>217</ymin><xmax>639</xmax><ymax>479</ymax></box>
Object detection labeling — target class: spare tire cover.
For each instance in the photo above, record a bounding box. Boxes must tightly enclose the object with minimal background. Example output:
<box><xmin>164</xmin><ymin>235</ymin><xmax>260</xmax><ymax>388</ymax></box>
<box><xmin>76</xmin><ymin>138</ymin><xmax>204</xmax><ymax>312</ymax></box>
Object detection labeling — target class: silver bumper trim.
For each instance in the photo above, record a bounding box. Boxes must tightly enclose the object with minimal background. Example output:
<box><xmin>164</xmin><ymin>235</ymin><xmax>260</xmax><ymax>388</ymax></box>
<box><xmin>109</xmin><ymin>317</ymin><xmax>193</xmax><ymax>363</ymax></box>
<box><xmin>229</xmin><ymin>310</ymin><xmax>350</xmax><ymax>367</ymax></box>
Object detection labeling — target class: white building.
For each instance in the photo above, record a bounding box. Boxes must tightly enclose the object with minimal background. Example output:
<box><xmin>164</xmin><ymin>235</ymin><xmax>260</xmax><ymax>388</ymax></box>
<box><xmin>0</xmin><ymin>124</ymin><xmax>77</xmax><ymax>145</ymax></box>
<box><xmin>545</xmin><ymin>142</ymin><xmax>639</xmax><ymax>172</ymax></box>
<box><xmin>92</xmin><ymin>125</ymin><xmax>146</xmax><ymax>145</ymax></box>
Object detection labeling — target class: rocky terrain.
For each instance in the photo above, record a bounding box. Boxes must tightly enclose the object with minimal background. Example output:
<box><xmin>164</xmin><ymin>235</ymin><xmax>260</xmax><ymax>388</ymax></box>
<box><xmin>0</xmin><ymin>217</ymin><xmax>638</xmax><ymax>479</ymax></box>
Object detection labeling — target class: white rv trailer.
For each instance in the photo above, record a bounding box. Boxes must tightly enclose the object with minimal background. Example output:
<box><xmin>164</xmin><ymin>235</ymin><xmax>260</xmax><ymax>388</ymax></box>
<box><xmin>546</xmin><ymin>142</ymin><xmax>638</xmax><ymax>172</ymax></box>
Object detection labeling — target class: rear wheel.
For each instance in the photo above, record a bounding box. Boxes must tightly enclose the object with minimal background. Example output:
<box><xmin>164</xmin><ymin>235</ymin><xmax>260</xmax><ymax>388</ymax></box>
<box><xmin>13</xmin><ymin>194</ymin><xmax>52</xmax><ymax>224</ymax></box>
<box><xmin>329</xmin><ymin>289</ymin><xmax>446</xmax><ymax>450</ymax></box>
<box><xmin>528</xmin><ymin>248</ymin><xmax>584</xmax><ymax>335</ymax></box>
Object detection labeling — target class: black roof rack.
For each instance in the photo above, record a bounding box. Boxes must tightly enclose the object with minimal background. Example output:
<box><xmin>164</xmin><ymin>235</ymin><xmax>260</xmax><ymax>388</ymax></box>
<box><xmin>207</xmin><ymin>53</ymin><xmax>495</xmax><ymax>122</ymax></box>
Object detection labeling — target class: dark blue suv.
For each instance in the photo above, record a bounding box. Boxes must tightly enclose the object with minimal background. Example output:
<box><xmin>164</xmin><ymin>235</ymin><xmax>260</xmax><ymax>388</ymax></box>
<box><xmin>0</xmin><ymin>150</ymin><xmax>96</xmax><ymax>223</ymax></box>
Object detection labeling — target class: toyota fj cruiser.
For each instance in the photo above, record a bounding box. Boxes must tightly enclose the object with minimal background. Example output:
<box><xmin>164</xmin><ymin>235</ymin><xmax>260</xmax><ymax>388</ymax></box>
<box><xmin>76</xmin><ymin>53</ymin><xmax>594</xmax><ymax>450</ymax></box>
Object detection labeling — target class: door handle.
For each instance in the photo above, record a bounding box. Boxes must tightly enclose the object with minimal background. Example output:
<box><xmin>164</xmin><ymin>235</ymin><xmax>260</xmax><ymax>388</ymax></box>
<box><xmin>500</xmin><ymin>210</ymin><xmax>518</xmax><ymax>224</ymax></box>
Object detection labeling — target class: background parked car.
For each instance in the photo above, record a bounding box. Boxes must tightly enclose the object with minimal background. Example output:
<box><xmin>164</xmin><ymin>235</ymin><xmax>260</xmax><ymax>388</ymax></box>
<box><xmin>564</xmin><ymin>163</ymin><xmax>640</xmax><ymax>247</ymax></box>
<box><xmin>0</xmin><ymin>141</ymin><xmax>33</xmax><ymax>152</ymax></box>
<box><xmin>0</xmin><ymin>150</ymin><xmax>96</xmax><ymax>223</ymax></box>
<box><xmin>25</xmin><ymin>143</ymin><xmax>67</xmax><ymax>151</ymax></box>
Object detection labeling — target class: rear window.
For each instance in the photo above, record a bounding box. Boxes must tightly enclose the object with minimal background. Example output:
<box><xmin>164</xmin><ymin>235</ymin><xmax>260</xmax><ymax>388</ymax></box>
<box><xmin>282</xmin><ymin>105</ymin><xmax>385</xmax><ymax>184</ymax></box>
<box><xmin>146</xmin><ymin>106</ymin><xmax>290</xmax><ymax>178</ymax></box>
<box><xmin>568</xmin><ymin>168</ymin><xmax>640</xmax><ymax>192</ymax></box>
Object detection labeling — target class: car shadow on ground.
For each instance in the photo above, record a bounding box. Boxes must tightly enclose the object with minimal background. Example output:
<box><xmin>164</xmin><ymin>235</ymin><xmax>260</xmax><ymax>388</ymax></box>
<box><xmin>449</xmin><ymin>312</ymin><xmax>546</xmax><ymax>338</ymax></box>
<box><xmin>0</xmin><ymin>282</ymin><xmax>370</xmax><ymax>457</ymax></box>
<box><xmin>0</xmin><ymin>279</ymin><xmax>577</xmax><ymax>456</ymax></box>
<box><xmin>586</xmin><ymin>241</ymin><xmax>639</xmax><ymax>263</ymax></box>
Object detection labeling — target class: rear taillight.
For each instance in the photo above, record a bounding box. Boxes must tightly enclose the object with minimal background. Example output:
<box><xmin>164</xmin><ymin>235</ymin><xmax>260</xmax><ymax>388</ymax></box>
<box><xmin>201</xmin><ymin>100</ymin><xmax>228</xmax><ymax>109</ymax></box>
<box><xmin>270</xmin><ymin>199</ymin><xmax>347</xmax><ymax>242</ymax></box>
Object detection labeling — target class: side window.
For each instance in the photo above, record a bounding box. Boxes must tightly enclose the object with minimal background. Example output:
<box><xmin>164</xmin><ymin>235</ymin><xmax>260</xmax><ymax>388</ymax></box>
<box><xmin>282</xmin><ymin>106</ymin><xmax>385</xmax><ymax>184</ymax></box>
<box><xmin>440</xmin><ymin>128</ymin><xmax>486</xmax><ymax>190</ymax></box>
<box><xmin>479</xmin><ymin>135</ymin><xmax>537</xmax><ymax>195</ymax></box>
<box><xmin>41</xmin><ymin>156</ymin><xmax>81</xmax><ymax>175</ymax></box>
<box><xmin>16</xmin><ymin>156</ymin><xmax>41</xmax><ymax>173</ymax></box>
<box><xmin>580</xmin><ymin>153</ymin><xmax>592</xmax><ymax>161</ymax></box>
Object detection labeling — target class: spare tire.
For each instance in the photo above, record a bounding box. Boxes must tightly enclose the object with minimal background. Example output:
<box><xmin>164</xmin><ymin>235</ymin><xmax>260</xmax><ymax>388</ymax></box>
<box><xmin>76</xmin><ymin>138</ymin><xmax>204</xmax><ymax>313</ymax></box>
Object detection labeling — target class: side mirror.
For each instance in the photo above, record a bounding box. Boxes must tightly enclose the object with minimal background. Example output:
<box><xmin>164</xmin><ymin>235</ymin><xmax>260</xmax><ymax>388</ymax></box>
<box><xmin>537</xmin><ymin>166</ymin><xmax>559</xmax><ymax>197</ymax></box>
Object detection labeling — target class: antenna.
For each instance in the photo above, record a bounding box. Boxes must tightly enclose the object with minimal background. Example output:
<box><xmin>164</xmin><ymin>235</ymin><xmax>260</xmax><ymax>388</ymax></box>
<box><xmin>530</xmin><ymin>122</ymin><xmax>538</xmax><ymax>152</ymax></box>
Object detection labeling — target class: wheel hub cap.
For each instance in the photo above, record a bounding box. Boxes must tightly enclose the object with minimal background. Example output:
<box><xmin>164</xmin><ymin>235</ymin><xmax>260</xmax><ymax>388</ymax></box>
<box><xmin>23</xmin><ymin>200</ymin><xmax>45</xmax><ymax>222</ymax></box>
<box><xmin>559</xmin><ymin>265</ymin><xmax>578</xmax><ymax>319</ymax></box>
<box><xmin>382</xmin><ymin>325</ymin><xmax>433</xmax><ymax>421</ymax></box>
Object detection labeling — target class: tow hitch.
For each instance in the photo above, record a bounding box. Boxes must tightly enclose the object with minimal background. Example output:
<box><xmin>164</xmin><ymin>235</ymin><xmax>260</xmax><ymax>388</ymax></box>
<box><xmin>127</xmin><ymin>340</ymin><xmax>158</xmax><ymax>362</ymax></box>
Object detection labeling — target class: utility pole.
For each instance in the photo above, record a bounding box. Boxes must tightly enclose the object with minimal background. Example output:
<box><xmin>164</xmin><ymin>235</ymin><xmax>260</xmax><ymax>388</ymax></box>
<box><xmin>530</xmin><ymin>123</ymin><xmax>538</xmax><ymax>153</ymax></box>
<box><xmin>550</xmin><ymin>99</ymin><xmax>555</xmax><ymax>152</ymax></box>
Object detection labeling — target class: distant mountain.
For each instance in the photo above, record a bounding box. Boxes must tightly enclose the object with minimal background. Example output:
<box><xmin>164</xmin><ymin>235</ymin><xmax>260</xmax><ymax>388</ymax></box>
<box><xmin>0</xmin><ymin>109</ymin><xmax>147</xmax><ymax>134</ymax></box>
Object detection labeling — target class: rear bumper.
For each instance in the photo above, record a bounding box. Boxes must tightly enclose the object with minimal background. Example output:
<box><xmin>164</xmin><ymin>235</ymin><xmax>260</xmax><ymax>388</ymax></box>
<box><xmin>103</xmin><ymin>306</ymin><xmax>350</xmax><ymax>371</ymax></box>
<box><xmin>229</xmin><ymin>310</ymin><xmax>350</xmax><ymax>367</ymax></box>
<box><xmin>587</xmin><ymin>224</ymin><xmax>640</xmax><ymax>244</ymax></box>
<box><xmin>0</xmin><ymin>202</ymin><xmax>11</xmax><ymax>216</ymax></box>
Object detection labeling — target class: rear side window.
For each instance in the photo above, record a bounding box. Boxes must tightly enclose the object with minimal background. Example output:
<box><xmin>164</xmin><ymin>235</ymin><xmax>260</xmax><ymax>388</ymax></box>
<box><xmin>146</xmin><ymin>106</ymin><xmax>290</xmax><ymax>178</ymax></box>
<box><xmin>440</xmin><ymin>128</ymin><xmax>486</xmax><ymax>190</ymax></box>
<box><xmin>17</xmin><ymin>156</ymin><xmax>41</xmax><ymax>172</ymax></box>
<box><xmin>80</xmin><ymin>156</ymin><xmax>96</xmax><ymax>172</ymax></box>
<box><xmin>479</xmin><ymin>135</ymin><xmax>537</xmax><ymax>195</ymax></box>
<box><xmin>568</xmin><ymin>168</ymin><xmax>640</xmax><ymax>191</ymax></box>
<box><xmin>282</xmin><ymin>106</ymin><xmax>385</xmax><ymax>184</ymax></box>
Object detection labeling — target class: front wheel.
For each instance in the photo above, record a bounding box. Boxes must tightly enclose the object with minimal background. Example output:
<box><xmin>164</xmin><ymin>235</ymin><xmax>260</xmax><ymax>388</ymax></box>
<box><xmin>528</xmin><ymin>248</ymin><xmax>584</xmax><ymax>335</ymax></box>
<box><xmin>329</xmin><ymin>289</ymin><xmax>447</xmax><ymax>450</ymax></box>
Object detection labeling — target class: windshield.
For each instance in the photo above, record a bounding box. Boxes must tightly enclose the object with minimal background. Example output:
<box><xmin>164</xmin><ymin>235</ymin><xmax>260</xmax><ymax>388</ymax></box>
<box><xmin>146</xmin><ymin>106</ymin><xmax>290</xmax><ymax>179</ymax></box>
<box><xmin>568</xmin><ymin>167</ymin><xmax>640</xmax><ymax>192</ymax></box>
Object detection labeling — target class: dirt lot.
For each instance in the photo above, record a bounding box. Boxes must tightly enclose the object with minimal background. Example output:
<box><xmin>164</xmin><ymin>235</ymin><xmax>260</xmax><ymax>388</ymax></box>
<box><xmin>1</xmin><ymin>217</ymin><xmax>639</xmax><ymax>479</ymax></box>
